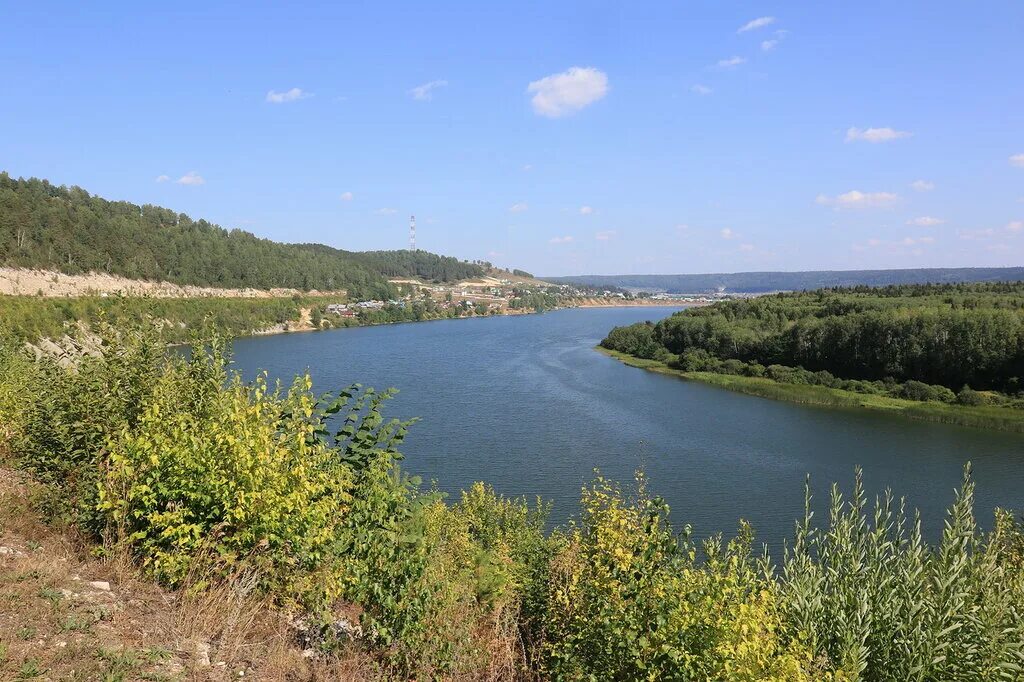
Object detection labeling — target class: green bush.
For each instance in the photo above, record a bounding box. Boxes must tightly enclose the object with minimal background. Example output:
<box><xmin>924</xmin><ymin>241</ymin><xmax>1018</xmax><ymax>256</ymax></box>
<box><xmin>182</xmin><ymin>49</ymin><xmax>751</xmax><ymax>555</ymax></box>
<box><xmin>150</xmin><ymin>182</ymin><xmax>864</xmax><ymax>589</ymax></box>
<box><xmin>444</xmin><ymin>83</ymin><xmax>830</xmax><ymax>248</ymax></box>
<box><xmin>542</xmin><ymin>475</ymin><xmax>812</xmax><ymax>680</ymax></box>
<box><xmin>780</xmin><ymin>467</ymin><xmax>1024</xmax><ymax>679</ymax></box>
<box><xmin>957</xmin><ymin>385</ymin><xmax>987</xmax><ymax>406</ymax></box>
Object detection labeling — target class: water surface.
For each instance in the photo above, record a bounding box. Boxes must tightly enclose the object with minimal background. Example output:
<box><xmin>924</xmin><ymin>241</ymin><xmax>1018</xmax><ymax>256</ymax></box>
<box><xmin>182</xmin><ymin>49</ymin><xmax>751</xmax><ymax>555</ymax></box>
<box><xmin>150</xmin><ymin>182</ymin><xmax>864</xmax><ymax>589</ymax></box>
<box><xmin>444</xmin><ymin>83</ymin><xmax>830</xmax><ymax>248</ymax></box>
<box><xmin>231</xmin><ymin>307</ymin><xmax>1024</xmax><ymax>551</ymax></box>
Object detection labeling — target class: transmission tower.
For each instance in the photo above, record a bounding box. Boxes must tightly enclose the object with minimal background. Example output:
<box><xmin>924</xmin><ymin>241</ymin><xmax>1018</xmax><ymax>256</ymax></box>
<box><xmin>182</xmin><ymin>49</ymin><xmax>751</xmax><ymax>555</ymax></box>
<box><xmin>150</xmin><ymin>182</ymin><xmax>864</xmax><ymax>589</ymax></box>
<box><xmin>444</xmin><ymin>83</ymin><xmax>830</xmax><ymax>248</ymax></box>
<box><xmin>409</xmin><ymin>215</ymin><xmax>417</xmax><ymax>251</ymax></box>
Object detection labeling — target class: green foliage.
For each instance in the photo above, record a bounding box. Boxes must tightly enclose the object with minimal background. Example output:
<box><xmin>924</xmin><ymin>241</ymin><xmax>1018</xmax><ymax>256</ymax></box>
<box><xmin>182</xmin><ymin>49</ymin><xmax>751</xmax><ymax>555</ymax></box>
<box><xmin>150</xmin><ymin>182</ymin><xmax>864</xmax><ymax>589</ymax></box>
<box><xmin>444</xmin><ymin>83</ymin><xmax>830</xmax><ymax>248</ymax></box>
<box><xmin>99</xmin><ymin>344</ymin><xmax>361</xmax><ymax>606</ymax></box>
<box><xmin>4</xmin><ymin>323</ymin><xmax>1024</xmax><ymax>679</ymax></box>
<box><xmin>603</xmin><ymin>283</ymin><xmax>1024</xmax><ymax>402</ymax></box>
<box><xmin>780</xmin><ymin>467</ymin><xmax>1024</xmax><ymax>680</ymax></box>
<box><xmin>600</xmin><ymin>321</ymin><xmax>662</xmax><ymax>359</ymax></box>
<box><xmin>543</xmin><ymin>475</ymin><xmax>813</xmax><ymax>680</ymax></box>
<box><xmin>0</xmin><ymin>172</ymin><xmax>482</xmax><ymax>297</ymax></box>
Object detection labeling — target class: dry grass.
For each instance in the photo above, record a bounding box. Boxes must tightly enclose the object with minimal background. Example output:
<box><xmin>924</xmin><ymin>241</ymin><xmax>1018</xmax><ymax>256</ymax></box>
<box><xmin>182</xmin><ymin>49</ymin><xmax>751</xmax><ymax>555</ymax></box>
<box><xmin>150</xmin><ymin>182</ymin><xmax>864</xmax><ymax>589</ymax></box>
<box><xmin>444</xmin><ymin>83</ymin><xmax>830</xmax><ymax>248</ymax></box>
<box><xmin>0</xmin><ymin>466</ymin><xmax>386</xmax><ymax>681</ymax></box>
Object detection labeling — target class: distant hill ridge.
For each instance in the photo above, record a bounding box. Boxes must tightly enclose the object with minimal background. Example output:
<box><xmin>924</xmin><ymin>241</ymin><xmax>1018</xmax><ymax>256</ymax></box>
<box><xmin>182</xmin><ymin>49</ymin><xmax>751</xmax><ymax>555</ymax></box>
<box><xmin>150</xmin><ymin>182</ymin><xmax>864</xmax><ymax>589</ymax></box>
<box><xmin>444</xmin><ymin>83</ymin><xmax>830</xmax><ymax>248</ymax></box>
<box><xmin>0</xmin><ymin>172</ymin><xmax>484</xmax><ymax>300</ymax></box>
<box><xmin>545</xmin><ymin>268</ymin><xmax>1024</xmax><ymax>293</ymax></box>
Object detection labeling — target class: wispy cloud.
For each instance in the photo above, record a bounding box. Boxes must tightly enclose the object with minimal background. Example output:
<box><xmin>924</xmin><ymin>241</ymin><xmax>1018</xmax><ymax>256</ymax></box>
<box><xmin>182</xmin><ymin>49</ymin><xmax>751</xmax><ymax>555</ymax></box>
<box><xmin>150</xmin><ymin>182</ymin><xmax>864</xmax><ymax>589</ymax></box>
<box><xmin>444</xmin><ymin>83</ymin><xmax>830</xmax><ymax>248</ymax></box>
<box><xmin>720</xmin><ymin>228</ymin><xmax>735</xmax><ymax>239</ymax></box>
<box><xmin>856</xmin><ymin>235</ymin><xmax>935</xmax><ymax>250</ymax></box>
<box><xmin>739</xmin><ymin>243</ymin><xmax>755</xmax><ymax>252</ymax></box>
<box><xmin>175</xmin><ymin>171</ymin><xmax>205</xmax><ymax>186</ymax></box>
<box><xmin>738</xmin><ymin>16</ymin><xmax>776</xmax><ymax>33</ymax></box>
<box><xmin>340</xmin><ymin>191</ymin><xmax>353</xmax><ymax>201</ymax></box>
<box><xmin>691</xmin><ymin>84</ymin><xmax>712</xmax><ymax>96</ymax></box>
<box><xmin>549</xmin><ymin>235</ymin><xmax>574</xmax><ymax>244</ymax></box>
<box><xmin>266</xmin><ymin>88</ymin><xmax>311</xmax><ymax>104</ymax></box>
<box><xmin>1007</xmin><ymin>221</ymin><xmax>1023</xmax><ymax>233</ymax></box>
<box><xmin>845</xmin><ymin>127</ymin><xmax>912</xmax><ymax>143</ymax></box>
<box><xmin>508</xmin><ymin>203</ymin><xmax>528</xmax><ymax>213</ymax></box>
<box><xmin>1011</xmin><ymin>153</ymin><xmax>1024</xmax><ymax>168</ymax></box>
<box><xmin>527</xmin><ymin>67</ymin><xmax>609</xmax><ymax>118</ymax></box>
<box><xmin>522</xmin><ymin>164</ymin><xmax>533</xmax><ymax>171</ymax></box>
<box><xmin>374</xmin><ymin>208</ymin><xmax>397</xmax><ymax>215</ymax></box>
<box><xmin>761</xmin><ymin>39</ymin><xmax>778</xmax><ymax>51</ymax></box>
<box><xmin>910</xmin><ymin>179</ymin><xmax>935</xmax><ymax>192</ymax></box>
<box><xmin>579</xmin><ymin>206</ymin><xmax>594</xmax><ymax>215</ymax></box>
<box><xmin>155</xmin><ymin>174</ymin><xmax>170</xmax><ymax>183</ymax></box>
<box><xmin>716</xmin><ymin>56</ymin><xmax>746</xmax><ymax>69</ymax></box>
<box><xmin>906</xmin><ymin>216</ymin><xmax>944</xmax><ymax>227</ymax></box>
<box><xmin>816</xmin><ymin>190</ymin><xmax>899</xmax><ymax>209</ymax></box>
<box><xmin>409</xmin><ymin>80</ymin><xmax>448</xmax><ymax>101</ymax></box>
<box><xmin>595</xmin><ymin>230</ymin><xmax>616</xmax><ymax>241</ymax></box>
<box><xmin>959</xmin><ymin>228</ymin><xmax>996</xmax><ymax>240</ymax></box>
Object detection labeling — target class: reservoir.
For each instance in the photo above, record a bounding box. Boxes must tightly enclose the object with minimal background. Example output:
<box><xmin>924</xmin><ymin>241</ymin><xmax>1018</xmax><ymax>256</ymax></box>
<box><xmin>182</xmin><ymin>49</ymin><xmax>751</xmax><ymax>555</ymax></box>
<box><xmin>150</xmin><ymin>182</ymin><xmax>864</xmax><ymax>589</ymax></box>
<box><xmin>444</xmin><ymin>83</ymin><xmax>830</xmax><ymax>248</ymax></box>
<box><xmin>231</xmin><ymin>306</ymin><xmax>1024</xmax><ymax>552</ymax></box>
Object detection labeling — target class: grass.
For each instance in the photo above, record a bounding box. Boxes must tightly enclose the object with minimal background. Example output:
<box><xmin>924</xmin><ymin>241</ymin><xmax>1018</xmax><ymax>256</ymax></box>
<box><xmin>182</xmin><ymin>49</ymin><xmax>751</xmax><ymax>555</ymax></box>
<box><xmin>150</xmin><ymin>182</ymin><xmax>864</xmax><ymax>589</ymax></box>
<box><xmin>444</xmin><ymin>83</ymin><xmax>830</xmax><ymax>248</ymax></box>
<box><xmin>0</xmin><ymin>466</ymin><xmax>386</xmax><ymax>680</ymax></box>
<box><xmin>597</xmin><ymin>346</ymin><xmax>1024</xmax><ymax>433</ymax></box>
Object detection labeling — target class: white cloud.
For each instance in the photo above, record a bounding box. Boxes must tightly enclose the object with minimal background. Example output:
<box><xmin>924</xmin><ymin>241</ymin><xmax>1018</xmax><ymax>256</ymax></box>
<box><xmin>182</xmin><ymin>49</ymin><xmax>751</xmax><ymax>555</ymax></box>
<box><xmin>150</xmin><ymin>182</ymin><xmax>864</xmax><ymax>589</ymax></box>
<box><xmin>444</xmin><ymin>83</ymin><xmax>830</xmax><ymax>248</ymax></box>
<box><xmin>761</xmin><ymin>39</ymin><xmax>778</xmax><ymax>51</ymax></box>
<box><xmin>409</xmin><ymin>80</ymin><xmax>448</xmax><ymax>101</ymax></box>
<box><xmin>1011</xmin><ymin>154</ymin><xmax>1024</xmax><ymax>168</ymax></box>
<box><xmin>691</xmin><ymin>84</ymin><xmax>712</xmax><ymax>96</ymax></box>
<box><xmin>675</xmin><ymin>223</ymin><xmax>690</xmax><ymax>233</ymax></box>
<box><xmin>508</xmin><ymin>203</ymin><xmax>528</xmax><ymax>213</ymax></box>
<box><xmin>527</xmin><ymin>67</ymin><xmax>608</xmax><ymax>118</ymax></box>
<box><xmin>738</xmin><ymin>16</ymin><xmax>776</xmax><ymax>33</ymax></box>
<box><xmin>859</xmin><ymin>235</ymin><xmax>935</xmax><ymax>250</ymax></box>
<box><xmin>374</xmin><ymin>208</ymin><xmax>397</xmax><ymax>215</ymax></box>
<box><xmin>716</xmin><ymin>56</ymin><xmax>746</xmax><ymax>69</ymax></box>
<box><xmin>720</xmin><ymin>228</ymin><xmax>735</xmax><ymax>239</ymax></box>
<box><xmin>549</xmin><ymin>235</ymin><xmax>574</xmax><ymax>244</ymax></box>
<box><xmin>522</xmin><ymin>164</ymin><xmax>533</xmax><ymax>171</ymax></box>
<box><xmin>266</xmin><ymin>88</ymin><xmax>311</xmax><ymax>104</ymax></box>
<box><xmin>1007</xmin><ymin>221</ymin><xmax>1023</xmax><ymax>233</ymax></box>
<box><xmin>906</xmin><ymin>216</ymin><xmax>944</xmax><ymax>227</ymax></box>
<box><xmin>739</xmin><ymin>243</ymin><xmax>755</xmax><ymax>252</ymax></box>
<box><xmin>959</xmin><ymin>228</ymin><xmax>996</xmax><ymax>240</ymax></box>
<box><xmin>175</xmin><ymin>171</ymin><xmax>205</xmax><ymax>186</ymax></box>
<box><xmin>595</xmin><ymin>230</ymin><xmax>616</xmax><ymax>241</ymax></box>
<box><xmin>816</xmin><ymin>190</ymin><xmax>899</xmax><ymax>209</ymax></box>
<box><xmin>910</xmin><ymin>179</ymin><xmax>935</xmax><ymax>192</ymax></box>
<box><xmin>579</xmin><ymin>206</ymin><xmax>594</xmax><ymax>215</ymax></box>
<box><xmin>845</xmin><ymin>127</ymin><xmax>912</xmax><ymax>143</ymax></box>
<box><xmin>340</xmin><ymin>191</ymin><xmax>353</xmax><ymax>201</ymax></box>
<box><xmin>155</xmin><ymin>174</ymin><xmax>170</xmax><ymax>183</ymax></box>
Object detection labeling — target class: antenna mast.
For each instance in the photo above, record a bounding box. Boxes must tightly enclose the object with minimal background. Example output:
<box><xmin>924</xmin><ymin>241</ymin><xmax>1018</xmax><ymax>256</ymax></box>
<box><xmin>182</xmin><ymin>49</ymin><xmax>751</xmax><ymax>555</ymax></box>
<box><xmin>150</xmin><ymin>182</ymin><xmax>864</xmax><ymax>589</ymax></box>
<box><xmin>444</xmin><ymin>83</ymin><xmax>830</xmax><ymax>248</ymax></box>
<box><xmin>409</xmin><ymin>215</ymin><xmax>416</xmax><ymax>251</ymax></box>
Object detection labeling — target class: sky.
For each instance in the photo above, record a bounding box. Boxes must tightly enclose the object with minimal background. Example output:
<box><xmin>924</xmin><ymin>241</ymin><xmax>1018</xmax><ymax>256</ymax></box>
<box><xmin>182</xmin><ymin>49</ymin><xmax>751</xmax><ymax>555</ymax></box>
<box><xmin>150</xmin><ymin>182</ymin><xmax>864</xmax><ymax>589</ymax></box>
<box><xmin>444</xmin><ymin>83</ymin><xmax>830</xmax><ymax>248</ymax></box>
<box><xmin>1</xmin><ymin>2</ymin><xmax>1023</xmax><ymax>276</ymax></box>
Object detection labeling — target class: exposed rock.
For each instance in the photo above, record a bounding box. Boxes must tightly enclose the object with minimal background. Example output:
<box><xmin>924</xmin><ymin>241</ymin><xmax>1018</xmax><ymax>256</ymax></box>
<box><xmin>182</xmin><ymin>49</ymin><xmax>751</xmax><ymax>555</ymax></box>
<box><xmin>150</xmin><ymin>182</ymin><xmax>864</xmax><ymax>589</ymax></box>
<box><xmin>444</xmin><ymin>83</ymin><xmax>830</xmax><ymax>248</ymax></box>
<box><xmin>87</xmin><ymin>580</ymin><xmax>111</xmax><ymax>592</ymax></box>
<box><xmin>195</xmin><ymin>640</ymin><xmax>212</xmax><ymax>666</ymax></box>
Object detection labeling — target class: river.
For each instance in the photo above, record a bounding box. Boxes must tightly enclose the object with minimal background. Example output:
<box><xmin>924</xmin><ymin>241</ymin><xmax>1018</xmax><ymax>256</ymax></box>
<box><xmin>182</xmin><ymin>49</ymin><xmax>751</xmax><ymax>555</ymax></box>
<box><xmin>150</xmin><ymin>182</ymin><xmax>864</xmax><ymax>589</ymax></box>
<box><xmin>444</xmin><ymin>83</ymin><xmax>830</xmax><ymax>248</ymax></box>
<box><xmin>231</xmin><ymin>306</ymin><xmax>1024</xmax><ymax>552</ymax></box>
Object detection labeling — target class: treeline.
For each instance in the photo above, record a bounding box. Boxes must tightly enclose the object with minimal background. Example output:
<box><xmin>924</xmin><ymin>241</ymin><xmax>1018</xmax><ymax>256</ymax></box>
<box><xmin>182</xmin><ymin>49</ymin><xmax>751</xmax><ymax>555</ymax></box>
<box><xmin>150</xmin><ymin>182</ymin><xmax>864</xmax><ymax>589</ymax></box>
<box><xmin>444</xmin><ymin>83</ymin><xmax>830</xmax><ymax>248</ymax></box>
<box><xmin>2</xmin><ymin>325</ymin><xmax>1023</xmax><ymax>679</ymax></box>
<box><xmin>0</xmin><ymin>294</ymin><xmax>320</xmax><ymax>343</ymax></box>
<box><xmin>602</xmin><ymin>282</ymin><xmax>1024</xmax><ymax>398</ymax></box>
<box><xmin>0</xmin><ymin>173</ymin><xmax>483</xmax><ymax>298</ymax></box>
<box><xmin>550</xmin><ymin>268</ymin><xmax>1024</xmax><ymax>294</ymax></box>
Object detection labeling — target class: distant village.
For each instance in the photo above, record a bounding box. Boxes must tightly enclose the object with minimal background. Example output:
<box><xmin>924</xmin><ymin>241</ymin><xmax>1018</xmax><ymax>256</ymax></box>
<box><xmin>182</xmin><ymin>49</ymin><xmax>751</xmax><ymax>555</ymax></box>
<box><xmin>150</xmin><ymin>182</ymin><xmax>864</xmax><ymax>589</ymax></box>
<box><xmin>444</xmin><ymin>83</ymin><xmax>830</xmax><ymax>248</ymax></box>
<box><xmin>317</xmin><ymin>273</ymin><xmax>758</xmax><ymax>321</ymax></box>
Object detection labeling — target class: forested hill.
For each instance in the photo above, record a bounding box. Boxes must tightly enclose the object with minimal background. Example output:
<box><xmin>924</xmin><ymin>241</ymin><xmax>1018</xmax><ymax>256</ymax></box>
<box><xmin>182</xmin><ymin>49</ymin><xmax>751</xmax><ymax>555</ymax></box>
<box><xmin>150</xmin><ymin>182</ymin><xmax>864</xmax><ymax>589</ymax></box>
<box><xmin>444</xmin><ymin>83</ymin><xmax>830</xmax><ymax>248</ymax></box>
<box><xmin>547</xmin><ymin>268</ymin><xmax>1024</xmax><ymax>293</ymax></box>
<box><xmin>0</xmin><ymin>173</ymin><xmax>483</xmax><ymax>298</ymax></box>
<box><xmin>602</xmin><ymin>282</ymin><xmax>1024</xmax><ymax>394</ymax></box>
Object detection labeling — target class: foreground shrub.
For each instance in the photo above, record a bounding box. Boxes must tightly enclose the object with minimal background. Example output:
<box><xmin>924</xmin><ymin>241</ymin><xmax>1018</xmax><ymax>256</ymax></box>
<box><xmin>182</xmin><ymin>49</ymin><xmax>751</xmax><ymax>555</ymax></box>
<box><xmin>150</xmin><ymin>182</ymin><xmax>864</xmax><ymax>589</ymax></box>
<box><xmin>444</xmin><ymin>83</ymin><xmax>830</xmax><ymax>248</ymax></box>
<box><xmin>98</xmin><ymin>343</ymin><xmax>360</xmax><ymax>607</ymax></box>
<box><xmin>543</xmin><ymin>475</ymin><xmax>812</xmax><ymax>680</ymax></box>
<box><xmin>780</xmin><ymin>467</ymin><xmax>1024</xmax><ymax>680</ymax></box>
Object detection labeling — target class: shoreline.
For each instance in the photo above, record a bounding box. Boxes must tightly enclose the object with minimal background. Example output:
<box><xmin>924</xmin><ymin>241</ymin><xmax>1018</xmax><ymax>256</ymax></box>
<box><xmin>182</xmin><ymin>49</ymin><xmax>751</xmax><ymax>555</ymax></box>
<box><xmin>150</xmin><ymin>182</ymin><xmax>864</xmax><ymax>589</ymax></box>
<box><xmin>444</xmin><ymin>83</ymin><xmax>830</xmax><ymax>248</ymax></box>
<box><xmin>596</xmin><ymin>346</ymin><xmax>1024</xmax><ymax>434</ymax></box>
<box><xmin>244</xmin><ymin>298</ymin><xmax>691</xmax><ymax>339</ymax></box>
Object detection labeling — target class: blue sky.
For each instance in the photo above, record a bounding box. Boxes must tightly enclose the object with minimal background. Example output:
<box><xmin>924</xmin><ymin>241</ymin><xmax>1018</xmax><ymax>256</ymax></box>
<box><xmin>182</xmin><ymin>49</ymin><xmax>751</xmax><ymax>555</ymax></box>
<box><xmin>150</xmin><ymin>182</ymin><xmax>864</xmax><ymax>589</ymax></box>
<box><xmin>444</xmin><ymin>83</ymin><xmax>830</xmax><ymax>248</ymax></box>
<box><xmin>2</xmin><ymin>2</ymin><xmax>1022</xmax><ymax>276</ymax></box>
